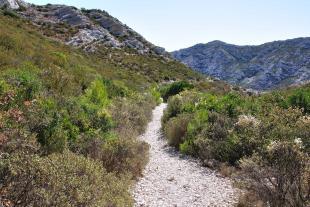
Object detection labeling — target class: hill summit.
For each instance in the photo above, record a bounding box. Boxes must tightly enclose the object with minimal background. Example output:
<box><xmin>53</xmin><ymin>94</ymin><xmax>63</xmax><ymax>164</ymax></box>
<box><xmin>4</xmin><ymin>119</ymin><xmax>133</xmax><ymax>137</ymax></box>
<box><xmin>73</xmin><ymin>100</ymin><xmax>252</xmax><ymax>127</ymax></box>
<box><xmin>0</xmin><ymin>1</ymin><xmax>168</xmax><ymax>56</ymax></box>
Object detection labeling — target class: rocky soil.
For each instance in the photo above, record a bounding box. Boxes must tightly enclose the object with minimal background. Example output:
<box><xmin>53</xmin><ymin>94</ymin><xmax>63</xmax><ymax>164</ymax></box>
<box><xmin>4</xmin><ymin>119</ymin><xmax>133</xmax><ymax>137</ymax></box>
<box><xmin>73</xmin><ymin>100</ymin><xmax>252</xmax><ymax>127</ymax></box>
<box><xmin>133</xmin><ymin>103</ymin><xmax>240</xmax><ymax>207</ymax></box>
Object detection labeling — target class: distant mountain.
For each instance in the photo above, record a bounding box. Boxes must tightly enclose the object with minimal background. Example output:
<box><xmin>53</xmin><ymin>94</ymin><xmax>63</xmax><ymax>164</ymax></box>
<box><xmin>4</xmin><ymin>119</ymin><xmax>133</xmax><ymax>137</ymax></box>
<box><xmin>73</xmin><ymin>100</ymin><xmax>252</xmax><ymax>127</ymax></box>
<box><xmin>172</xmin><ymin>38</ymin><xmax>310</xmax><ymax>91</ymax></box>
<box><xmin>0</xmin><ymin>1</ymin><xmax>168</xmax><ymax>56</ymax></box>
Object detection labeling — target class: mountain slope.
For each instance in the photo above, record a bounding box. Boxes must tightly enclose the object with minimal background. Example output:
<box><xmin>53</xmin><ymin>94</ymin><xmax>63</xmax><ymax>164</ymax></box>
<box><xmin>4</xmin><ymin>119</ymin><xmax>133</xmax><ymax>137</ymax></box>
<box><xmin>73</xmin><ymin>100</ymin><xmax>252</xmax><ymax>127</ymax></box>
<box><xmin>1</xmin><ymin>1</ymin><xmax>168</xmax><ymax>56</ymax></box>
<box><xmin>0</xmin><ymin>8</ymin><xmax>207</xmax><ymax>206</ymax></box>
<box><xmin>172</xmin><ymin>38</ymin><xmax>310</xmax><ymax>91</ymax></box>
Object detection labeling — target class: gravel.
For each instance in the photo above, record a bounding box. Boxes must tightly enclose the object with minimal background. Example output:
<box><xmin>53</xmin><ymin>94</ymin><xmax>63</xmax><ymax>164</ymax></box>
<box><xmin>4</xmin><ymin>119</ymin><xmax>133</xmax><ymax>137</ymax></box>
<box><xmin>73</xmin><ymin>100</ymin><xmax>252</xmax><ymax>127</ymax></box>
<box><xmin>133</xmin><ymin>103</ymin><xmax>240</xmax><ymax>207</ymax></box>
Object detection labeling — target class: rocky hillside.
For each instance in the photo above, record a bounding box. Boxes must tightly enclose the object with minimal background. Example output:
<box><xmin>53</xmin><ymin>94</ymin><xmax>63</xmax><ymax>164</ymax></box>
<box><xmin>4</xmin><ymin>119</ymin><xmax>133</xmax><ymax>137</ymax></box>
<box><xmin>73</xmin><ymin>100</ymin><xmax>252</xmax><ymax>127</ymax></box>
<box><xmin>172</xmin><ymin>38</ymin><xmax>310</xmax><ymax>91</ymax></box>
<box><xmin>0</xmin><ymin>0</ymin><xmax>27</xmax><ymax>9</ymax></box>
<box><xmin>0</xmin><ymin>0</ymin><xmax>168</xmax><ymax>56</ymax></box>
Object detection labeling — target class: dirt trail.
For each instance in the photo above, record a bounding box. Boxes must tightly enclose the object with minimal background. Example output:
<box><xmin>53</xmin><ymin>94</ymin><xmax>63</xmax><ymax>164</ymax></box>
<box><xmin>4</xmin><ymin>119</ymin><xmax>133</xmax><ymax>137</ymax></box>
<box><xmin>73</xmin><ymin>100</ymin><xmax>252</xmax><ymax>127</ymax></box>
<box><xmin>133</xmin><ymin>103</ymin><xmax>239</xmax><ymax>207</ymax></box>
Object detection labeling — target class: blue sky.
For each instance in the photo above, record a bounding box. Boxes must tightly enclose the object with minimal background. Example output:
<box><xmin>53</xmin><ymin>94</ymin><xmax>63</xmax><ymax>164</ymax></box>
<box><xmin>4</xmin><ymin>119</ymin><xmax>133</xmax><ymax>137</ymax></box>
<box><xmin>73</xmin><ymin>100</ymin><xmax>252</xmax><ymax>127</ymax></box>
<box><xmin>26</xmin><ymin>0</ymin><xmax>310</xmax><ymax>51</ymax></box>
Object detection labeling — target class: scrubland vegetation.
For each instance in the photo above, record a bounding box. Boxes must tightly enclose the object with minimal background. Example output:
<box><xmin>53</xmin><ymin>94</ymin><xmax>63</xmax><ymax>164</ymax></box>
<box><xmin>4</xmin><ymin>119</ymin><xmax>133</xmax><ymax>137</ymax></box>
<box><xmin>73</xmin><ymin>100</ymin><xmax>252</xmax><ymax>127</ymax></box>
<box><xmin>0</xmin><ymin>8</ymin><xmax>309</xmax><ymax>207</ymax></box>
<box><xmin>0</xmin><ymin>13</ymin><xmax>204</xmax><ymax>206</ymax></box>
<box><xmin>162</xmin><ymin>83</ymin><xmax>310</xmax><ymax>207</ymax></box>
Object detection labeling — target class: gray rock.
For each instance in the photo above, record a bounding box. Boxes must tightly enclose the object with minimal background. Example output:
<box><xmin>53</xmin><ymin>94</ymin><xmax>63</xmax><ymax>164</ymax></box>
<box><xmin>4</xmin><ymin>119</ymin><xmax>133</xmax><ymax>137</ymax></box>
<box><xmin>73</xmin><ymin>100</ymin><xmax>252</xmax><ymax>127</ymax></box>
<box><xmin>53</xmin><ymin>6</ymin><xmax>87</xmax><ymax>27</ymax></box>
<box><xmin>14</xmin><ymin>3</ymin><xmax>170</xmax><ymax>57</ymax></box>
<box><xmin>0</xmin><ymin>0</ymin><xmax>27</xmax><ymax>9</ymax></box>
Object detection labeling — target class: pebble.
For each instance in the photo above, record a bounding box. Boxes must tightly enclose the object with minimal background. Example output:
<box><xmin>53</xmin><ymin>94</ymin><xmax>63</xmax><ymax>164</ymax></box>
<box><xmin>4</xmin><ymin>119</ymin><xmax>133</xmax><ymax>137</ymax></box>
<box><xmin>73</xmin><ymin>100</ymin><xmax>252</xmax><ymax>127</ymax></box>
<box><xmin>132</xmin><ymin>103</ymin><xmax>240</xmax><ymax>207</ymax></box>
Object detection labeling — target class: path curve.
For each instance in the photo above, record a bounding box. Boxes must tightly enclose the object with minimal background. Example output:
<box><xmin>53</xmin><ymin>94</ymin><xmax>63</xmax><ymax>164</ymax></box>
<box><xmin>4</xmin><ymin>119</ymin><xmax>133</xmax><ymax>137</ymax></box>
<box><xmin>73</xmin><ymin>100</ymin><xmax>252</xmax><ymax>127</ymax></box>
<box><xmin>133</xmin><ymin>103</ymin><xmax>239</xmax><ymax>207</ymax></box>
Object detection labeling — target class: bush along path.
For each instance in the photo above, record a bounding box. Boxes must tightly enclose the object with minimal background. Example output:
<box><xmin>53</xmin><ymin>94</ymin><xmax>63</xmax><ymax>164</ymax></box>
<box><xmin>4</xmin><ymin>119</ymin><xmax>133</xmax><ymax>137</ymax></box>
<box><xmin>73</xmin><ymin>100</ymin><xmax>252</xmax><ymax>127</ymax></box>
<box><xmin>133</xmin><ymin>103</ymin><xmax>240</xmax><ymax>207</ymax></box>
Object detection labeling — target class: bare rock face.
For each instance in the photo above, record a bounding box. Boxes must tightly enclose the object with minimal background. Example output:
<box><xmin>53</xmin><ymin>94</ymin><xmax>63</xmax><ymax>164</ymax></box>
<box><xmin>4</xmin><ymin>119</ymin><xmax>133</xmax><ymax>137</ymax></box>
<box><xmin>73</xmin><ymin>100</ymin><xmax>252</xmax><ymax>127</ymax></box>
<box><xmin>172</xmin><ymin>39</ymin><xmax>310</xmax><ymax>91</ymax></box>
<box><xmin>9</xmin><ymin>3</ymin><xmax>169</xmax><ymax>56</ymax></box>
<box><xmin>0</xmin><ymin>0</ymin><xmax>27</xmax><ymax>9</ymax></box>
<box><xmin>53</xmin><ymin>6</ymin><xmax>88</xmax><ymax>27</ymax></box>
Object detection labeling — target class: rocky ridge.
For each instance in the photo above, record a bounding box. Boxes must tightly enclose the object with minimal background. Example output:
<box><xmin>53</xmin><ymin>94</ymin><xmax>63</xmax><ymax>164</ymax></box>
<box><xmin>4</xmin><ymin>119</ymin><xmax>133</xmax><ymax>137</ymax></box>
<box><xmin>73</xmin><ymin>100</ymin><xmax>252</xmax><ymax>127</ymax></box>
<box><xmin>0</xmin><ymin>0</ymin><xmax>168</xmax><ymax>56</ymax></box>
<box><xmin>172</xmin><ymin>38</ymin><xmax>310</xmax><ymax>91</ymax></box>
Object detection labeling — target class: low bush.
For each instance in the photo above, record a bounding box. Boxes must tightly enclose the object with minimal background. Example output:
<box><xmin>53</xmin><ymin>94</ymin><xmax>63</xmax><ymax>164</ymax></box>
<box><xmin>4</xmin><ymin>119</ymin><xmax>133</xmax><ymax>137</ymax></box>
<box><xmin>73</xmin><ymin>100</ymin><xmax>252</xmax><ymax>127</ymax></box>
<box><xmin>2</xmin><ymin>65</ymin><xmax>41</xmax><ymax>104</ymax></box>
<box><xmin>164</xmin><ymin>114</ymin><xmax>191</xmax><ymax>148</ymax></box>
<box><xmin>160</xmin><ymin>81</ymin><xmax>193</xmax><ymax>101</ymax></box>
<box><xmin>104</xmin><ymin>79</ymin><xmax>131</xmax><ymax>98</ymax></box>
<box><xmin>100</xmin><ymin>138</ymin><xmax>149</xmax><ymax>178</ymax></box>
<box><xmin>0</xmin><ymin>151</ymin><xmax>133</xmax><ymax>207</ymax></box>
<box><xmin>289</xmin><ymin>88</ymin><xmax>310</xmax><ymax>113</ymax></box>
<box><xmin>193</xmin><ymin>112</ymin><xmax>237</xmax><ymax>163</ymax></box>
<box><xmin>74</xmin><ymin>134</ymin><xmax>149</xmax><ymax>179</ymax></box>
<box><xmin>150</xmin><ymin>85</ymin><xmax>162</xmax><ymax>104</ymax></box>
<box><xmin>110</xmin><ymin>95</ymin><xmax>155</xmax><ymax>137</ymax></box>
<box><xmin>0</xmin><ymin>127</ymin><xmax>39</xmax><ymax>155</ymax></box>
<box><xmin>161</xmin><ymin>94</ymin><xmax>183</xmax><ymax>124</ymax></box>
<box><xmin>240</xmin><ymin>142</ymin><xmax>309</xmax><ymax>207</ymax></box>
<box><xmin>51</xmin><ymin>51</ymin><xmax>68</xmax><ymax>67</ymax></box>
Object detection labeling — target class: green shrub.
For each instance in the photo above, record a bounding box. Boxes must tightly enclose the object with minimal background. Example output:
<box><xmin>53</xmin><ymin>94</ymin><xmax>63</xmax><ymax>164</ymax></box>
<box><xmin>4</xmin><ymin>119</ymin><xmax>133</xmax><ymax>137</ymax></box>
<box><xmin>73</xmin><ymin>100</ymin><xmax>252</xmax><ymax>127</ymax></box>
<box><xmin>51</xmin><ymin>51</ymin><xmax>68</xmax><ymax>66</ymax></box>
<box><xmin>221</xmin><ymin>93</ymin><xmax>243</xmax><ymax>117</ymax></box>
<box><xmin>160</xmin><ymin>81</ymin><xmax>193</xmax><ymax>101</ymax></box>
<box><xmin>164</xmin><ymin>114</ymin><xmax>191</xmax><ymax>148</ymax></box>
<box><xmin>79</xmin><ymin>79</ymin><xmax>113</xmax><ymax>131</ymax></box>
<box><xmin>259</xmin><ymin>107</ymin><xmax>305</xmax><ymax>143</ymax></box>
<box><xmin>104</xmin><ymin>79</ymin><xmax>130</xmax><ymax>98</ymax></box>
<box><xmin>162</xmin><ymin>94</ymin><xmax>183</xmax><ymax>124</ymax></box>
<box><xmin>74</xmin><ymin>133</ymin><xmax>149</xmax><ymax>179</ymax></box>
<box><xmin>63</xmin><ymin>98</ymin><xmax>92</xmax><ymax>132</ymax></box>
<box><xmin>80</xmin><ymin>79</ymin><xmax>109</xmax><ymax>112</ymax></box>
<box><xmin>3</xmin><ymin>66</ymin><xmax>41</xmax><ymax>103</ymax></box>
<box><xmin>196</xmin><ymin>92</ymin><xmax>243</xmax><ymax>117</ymax></box>
<box><xmin>35</xmin><ymin>111</ymin><xmax>68</xmax><ymax>154</ymax></box>
<box><xmin>100</xmin><ymin>138</ymin><xmax>149</xmax><ymax>178</ymax></box>
<box><xmin>180</xmin><ymin>139</ymin><xmax>196</xmax><ymax>155</ymax></box>
<box><xmin>193</xmin><ymin>112</ymin><xmax>235</xmax><ymax>163</ymax></box>
<box><xmin>0</xmin><ymin>80</ymin><xmax>10</xmax><ymax>96</ymax></box>
<box><xmin>150</xmin><ymin>85</ymin><xmax>162</xmax><ymax>104</ymax></box>
<box><xmin>0</xmin><ymin>151</ymin><xmax>133</xmax><ymax>207</ymax></box>
<box><xmin>289</xmin><ymin>88</ymin><xmax>310</xmax><ymax>113</ymax></box>
<box><xmin>110</xmin><ymin>95</ymin><xmax>154</xmax><ymax>137</ymax></box>
<box><xmin>228</xmin><ymin>114</ymin><xmax>264</xmax><ymax>163</ymax></box>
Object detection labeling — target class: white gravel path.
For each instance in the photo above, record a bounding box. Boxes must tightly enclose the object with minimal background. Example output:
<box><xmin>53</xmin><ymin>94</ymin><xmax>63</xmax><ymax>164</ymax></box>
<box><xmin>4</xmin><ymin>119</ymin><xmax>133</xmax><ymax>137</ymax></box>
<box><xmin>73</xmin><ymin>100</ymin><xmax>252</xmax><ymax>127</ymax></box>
<box><xmin>133</xmin><ymin>103</ymin><xmax>240</xmax><ymax>207</ymax></box>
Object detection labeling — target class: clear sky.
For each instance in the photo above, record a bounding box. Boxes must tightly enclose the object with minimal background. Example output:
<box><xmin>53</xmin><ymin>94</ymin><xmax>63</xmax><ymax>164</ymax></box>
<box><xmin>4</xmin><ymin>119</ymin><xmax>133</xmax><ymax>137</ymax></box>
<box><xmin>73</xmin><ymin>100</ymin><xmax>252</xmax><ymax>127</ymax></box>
<box><xmin>26</xmin><ymin>0</ymin><xmax>310</xmax><ymax>51</ymax></box>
